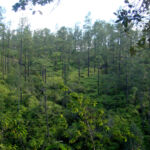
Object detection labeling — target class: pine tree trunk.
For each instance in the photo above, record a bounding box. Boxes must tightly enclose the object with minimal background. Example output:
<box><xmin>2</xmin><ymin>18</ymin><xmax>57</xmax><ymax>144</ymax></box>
<box><xmin>24</xmin><ymin>49</ymin><xmax>27</xmax><ymax>81</ymax></box>
<box><xmin>98</xmin><ymin>67</ymin><xmax>100</xmax><ymax>95</ymax></box>
<box><xmin>2</xmin><ymin>29</ymin><xmax>5</xmax><ymax>79</ymax></box>
<box><xmin>88</xmin><ymin>46</ymin><xmax>90</xmax><ymax>77</ymax></box>
<box><xmin>43</xmin><ymin>68</ymin><xmax>49</xmax><ymax>138</ymax></box>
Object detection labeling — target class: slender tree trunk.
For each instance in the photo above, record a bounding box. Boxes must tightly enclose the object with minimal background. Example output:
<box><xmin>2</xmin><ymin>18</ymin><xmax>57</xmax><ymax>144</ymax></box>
<box><xmin>44</xmin><ymin>94</ymin><xmax>49</xmax><ymax>137</ymax></box>
<box><xmin>94</xmin><ymin>40</ymin><xmax>96</xmax><ymax>74</ymax></box>
<box><xmin>148</xmin><ymin>37</ymin><xmax>150</xmax><ymax>48</ymax></box>
<box><xmin>140</xmin><ymin>92</ymin><xmax>145</xmax><ymax>128</ymax></box>
<box><xmin>1</xmin><ymin>49</ymin><xmax>3</xmax><ymax>76</ymax></box>
<box><xmin>84</xmin><ymin>115</ymin><xmax>95</xmax><ymax>150</ymax></box>
<box><xmin>64</xmin><ymin>63</ymin><xmax>67</xmax><ymax>84</ymax></box>
<box><xmin>7</xmin><ymin>56</ymin><xmax>9</xmax><ymax>74</ymax></box>
<box><xmin>61</xmin><ymin>54</ymin><xmax>64</xmax><ymax>78</ymax></box>
<box><xmin>105</xmin><ymin>61</ymin><xmax>108</xmax><ymax>74</ymax></box>
<box><xmin>2</xmin><ymin>28</ymin><xmax>5</xmax><ymax>79</ymax></box>
<box><xmin>54</xmin><ymin>57</ymin><xmax>57</xmax><ymax>71</ymax></box>
<box><xmin>27</xmin><ymin>57</ymin><xmax>30</xmax><ymax>77</ymax></box>
<box><xmin>117</xmin><ymin>37</ymin><xmax>121</xmax><ymax>89</ymax></box>
<box><xmin>78</xmin><ymin>56</ymin><xmax>80</xmax><ymax>79</ymax></box>
<box><xmin>18</xmin><ymin>26</ymin><xmax>23</xmax><ymax>112</ymax></box>
<box><xmin>20</xmin><ymin>87</ymin><xmax>22</xmax><ymax>104</ymax></box>
<box><xmin>43</xmin><ymin>68</ymin><xmax>49</xmax><ymax>138</ymax></box>
<box><xmin>148</xmin><ymin>89</ymin><xmax>150</xmax><ymax>125</ymax></box>
<box><xmin>17</xmin><ymin>88</ymin><xmax>20</xmax><ymax>112</ymax></box>
<box><xmin>126</xmin><ymin>41</ymin><xmax>129</xmax><ymax>103</ymax></box>
<box><xmin>118</xmin><ymin>48</ymin><xmax>121</xmax><ymax>79</ymax></box>
<box><xmin>4</xmin><ymin>50</ymin><xmax>7</xmax><ymax>75</ymax></box>
<box><xmin>24</xmin><ymin>49</ymin><xmax>27</xmax><ymax>81</ymax></box>
<box><xmin>42</xmin><ymin>69</ymin><xmax>44</xmax><ymax>81</ymax></box>
<box><xmin>88</xmin><ymin>46</ymin><xmax>90</xmax><ymax>77</ymax></box>
<box><xmin>7</xmin><ymin>36</ymin><xmax>10</xmax><ymax>74</ymax></box>
<box><xmin>97</xmin><ymin>67</ymin><xmax>100</xmax><ymax>95</ymax></box>
<box><xmin>112</xmin><ymin>46</ymin><xmax>115</xmax><ymax>65</ymax></box>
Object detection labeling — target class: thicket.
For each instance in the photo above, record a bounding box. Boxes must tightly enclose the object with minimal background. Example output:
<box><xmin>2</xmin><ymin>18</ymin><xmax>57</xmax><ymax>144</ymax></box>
<box><xmin>0</xmin><ymin>11</ymin><xmax>150</xmax><ymax>150</ymax></box>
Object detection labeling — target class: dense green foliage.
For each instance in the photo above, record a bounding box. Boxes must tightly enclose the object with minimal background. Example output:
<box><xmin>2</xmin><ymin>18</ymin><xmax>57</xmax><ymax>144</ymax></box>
<box><xmin>0</xmin><ymin>10</ymin><xmax>150</xmax><ymax>150</ymax></box>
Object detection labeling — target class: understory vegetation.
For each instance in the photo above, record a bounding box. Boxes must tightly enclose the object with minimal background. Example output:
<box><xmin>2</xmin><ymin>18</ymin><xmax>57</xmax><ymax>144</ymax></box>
<box><xmin>0</xmin><ymin>10</ymin><xmax>150</xmax><ymax>150</ymax></box>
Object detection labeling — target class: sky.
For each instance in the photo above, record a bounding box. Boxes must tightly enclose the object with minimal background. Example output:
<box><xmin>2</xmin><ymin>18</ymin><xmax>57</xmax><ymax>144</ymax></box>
<box><xmin>1</xmin><ymin>0</ymin><xmax>125</xmax><ymax>31</ymax></box>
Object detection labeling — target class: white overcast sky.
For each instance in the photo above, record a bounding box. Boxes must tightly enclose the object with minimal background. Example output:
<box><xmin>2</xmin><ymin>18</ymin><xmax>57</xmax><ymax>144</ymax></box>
<box><xmin>1</xmin><ymin>0</ymin><xmax>124</xmax><ymax>31</ymax></box>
